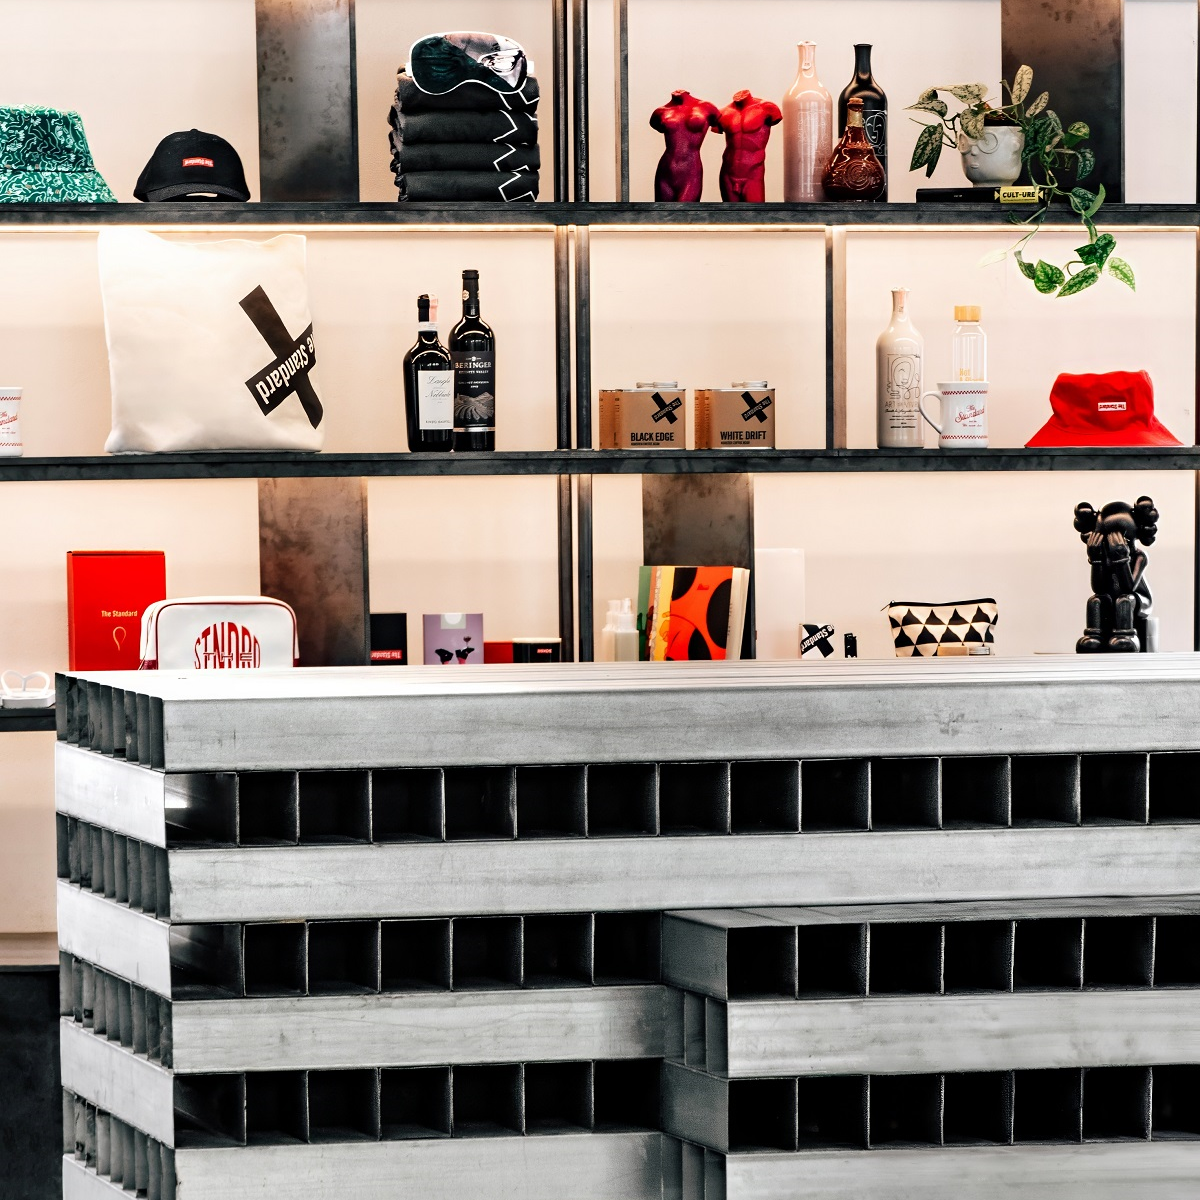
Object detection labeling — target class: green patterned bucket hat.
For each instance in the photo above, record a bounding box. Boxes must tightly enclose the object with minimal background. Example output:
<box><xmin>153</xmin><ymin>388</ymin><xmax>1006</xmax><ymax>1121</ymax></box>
<box><xmin>0</xmin><ymin>106</ymin><xmax>116</xmax><ymax>202</ymax></box>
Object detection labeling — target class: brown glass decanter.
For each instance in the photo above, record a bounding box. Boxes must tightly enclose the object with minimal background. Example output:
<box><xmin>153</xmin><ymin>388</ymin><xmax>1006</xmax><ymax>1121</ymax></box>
<box><xmin>822</xmin><ymin>97</ymin><xmax>884</xmax><ymax>202</ymax></box>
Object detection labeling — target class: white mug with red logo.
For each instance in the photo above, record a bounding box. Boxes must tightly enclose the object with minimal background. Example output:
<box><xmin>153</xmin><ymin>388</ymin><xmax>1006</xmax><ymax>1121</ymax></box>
<box><xmin>919</xmin><ymin>380</ymin><xmax>988</xmax><ymax>449</ymax></box>
<box><xmin>0</xmin><ymin>388</ymin><xmax>23</xmax><ymax>457</ymax></box>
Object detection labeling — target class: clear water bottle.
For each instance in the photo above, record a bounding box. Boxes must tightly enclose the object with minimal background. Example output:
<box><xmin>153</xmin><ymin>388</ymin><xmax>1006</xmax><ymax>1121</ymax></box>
<box><xmin>953</xmin><ymin>305</ymin><xmax>987</xmax><ymax>382</ymax></box>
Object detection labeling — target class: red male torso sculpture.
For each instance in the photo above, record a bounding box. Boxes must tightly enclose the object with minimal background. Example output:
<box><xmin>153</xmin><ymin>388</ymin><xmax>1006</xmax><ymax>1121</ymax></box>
<box><xmin>650</xmin><ymin>90</ymin><xmax>719</xmax><ymax>202</ymax></box>
<box><xmin>716</xmin><ymin>90</ymin><xmax>782</xmax><ymax>203</ymax></box>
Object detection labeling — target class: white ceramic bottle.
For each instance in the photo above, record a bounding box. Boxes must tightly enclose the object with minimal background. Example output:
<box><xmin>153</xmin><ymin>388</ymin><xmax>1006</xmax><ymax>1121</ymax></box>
<box><xmin>782</xmin><ymin>42</ymin><xmax>833</xmax><ymax>203</ymax></box>
<box><xmin>876</xmin><ymin>288</ymin><xmax>924</xmax><ymax>448</ymax></box>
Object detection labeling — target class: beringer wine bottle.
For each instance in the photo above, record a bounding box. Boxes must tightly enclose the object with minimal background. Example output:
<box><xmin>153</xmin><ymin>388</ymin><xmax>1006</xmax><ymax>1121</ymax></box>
<box><xmin>449</xmin><ymin>269</ymin><xmax>496</xmax><ymax>452</ymax></box>
<box><xmin>838</xmin><ymin>43</ymin><xmax>887</xmax><ymax>201</ymax></box>
<box><xmin>403</xmin><ymin>294</ymin><xmax>454</xmax><ymax>453</ymax></box>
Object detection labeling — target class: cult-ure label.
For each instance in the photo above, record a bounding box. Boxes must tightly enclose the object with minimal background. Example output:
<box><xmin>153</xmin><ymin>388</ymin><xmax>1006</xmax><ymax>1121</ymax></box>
<box><xmin>417</xmin><ymin>370</ymin><xmax>454</xmax><ymax>430</ymax></box>
<box><xmin>452</xmin><ymin>350</ymin><xmax>495</xmax><ymax>428</ymax></box>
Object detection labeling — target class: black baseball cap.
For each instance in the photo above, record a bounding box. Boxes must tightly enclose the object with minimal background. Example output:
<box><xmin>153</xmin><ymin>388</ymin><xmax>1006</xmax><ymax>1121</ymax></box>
<box><xmin>135</xmin><ymin>130</ymin><xmax>250</xmax><ymax>202</ymax></box>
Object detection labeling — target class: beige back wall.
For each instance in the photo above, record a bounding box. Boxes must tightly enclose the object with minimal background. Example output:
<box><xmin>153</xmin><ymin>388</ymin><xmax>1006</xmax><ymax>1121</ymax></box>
<box><xmin>0</xmin><ymin>0</ymin><xmax>1195</xmax><ymax>932</ymax></box>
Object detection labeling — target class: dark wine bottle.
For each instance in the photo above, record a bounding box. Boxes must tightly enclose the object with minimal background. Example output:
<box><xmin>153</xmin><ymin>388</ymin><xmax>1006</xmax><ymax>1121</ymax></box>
<box><xmin>403</xmin><ymin>294</ymin><xmax>454</xmax><ymax>453</ymax></box>
<box><xmin>838</xmin><ymin>43</ymin><xmax>887</xmax><ymax>201</ymax></box>
<box><xmin>448</xmin><ymin>269</ymin><xmax>496</xmax><ymax>452</ymax></box>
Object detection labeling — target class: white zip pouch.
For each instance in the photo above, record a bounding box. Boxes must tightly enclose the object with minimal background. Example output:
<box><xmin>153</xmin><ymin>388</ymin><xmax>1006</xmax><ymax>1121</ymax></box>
<box><xmin>139</xmin><ymin>596</ymin><xmax>299</xmax><ymax>670</ymax></box>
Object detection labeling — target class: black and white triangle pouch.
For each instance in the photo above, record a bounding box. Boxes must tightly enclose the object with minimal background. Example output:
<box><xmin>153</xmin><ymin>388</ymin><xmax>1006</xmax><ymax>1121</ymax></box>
<box><xmin>98</xmin><ymin>230</ymin><xmax>324</xmax><ymax>453</ymax></box>
<box><xmin>886</xmin><ymin>598</ymin><xmax>998</xmax><ymax>657</ymax></box>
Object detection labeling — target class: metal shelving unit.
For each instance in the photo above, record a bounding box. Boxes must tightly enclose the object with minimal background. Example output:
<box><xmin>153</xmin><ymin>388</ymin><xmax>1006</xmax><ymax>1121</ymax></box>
<box><xmin>53</xmin><ymin>660</ymin><xmax>1200</xmax><ymax>1199</ymax></box>
<box><xmin>0</xmin><ymin>447</ymin><xmax>1196</xmax><ymax>481</ymax></box>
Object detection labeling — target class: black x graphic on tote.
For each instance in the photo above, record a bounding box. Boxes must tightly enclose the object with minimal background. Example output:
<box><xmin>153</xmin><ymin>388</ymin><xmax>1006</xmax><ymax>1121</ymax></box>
<box><xmin>240</xmin><ymin>285</ymin><xmax>323</xmax><ymax>428</ymax></box>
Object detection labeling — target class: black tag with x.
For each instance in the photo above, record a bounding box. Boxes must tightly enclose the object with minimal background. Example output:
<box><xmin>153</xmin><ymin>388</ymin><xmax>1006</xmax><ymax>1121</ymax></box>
<box><xmin>651</xmin><ymin>392</ymin><xmax>682</xmax><ymax>424</ymax></box>
<box><xmin>740</xmin><ymin>391</ymin><xmax>772</xmax><ymax>423</ymax></box>
<box><xmin>240</xmin><ymin>285</ymin><xmax>323</xmax><ymax>429</ymax></box>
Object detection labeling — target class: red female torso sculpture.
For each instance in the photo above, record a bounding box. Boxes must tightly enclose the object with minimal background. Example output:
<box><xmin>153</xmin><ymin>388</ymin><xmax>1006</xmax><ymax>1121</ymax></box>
<box><xmin>716</xmin><ymin>90</ymin><xmax>782</xmax><ymax>203</ymax></box>
<box><xmin>650</xmin><ymin>90</ymin><xmax>719</xmax><ymax>202</ymax></box>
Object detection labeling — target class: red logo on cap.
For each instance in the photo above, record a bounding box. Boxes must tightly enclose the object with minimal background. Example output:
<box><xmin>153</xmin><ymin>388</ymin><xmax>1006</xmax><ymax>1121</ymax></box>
<box><xmin>182</xmin><ymin>156</ymin><xmax>214</xmax><ymax>169</ymax></box>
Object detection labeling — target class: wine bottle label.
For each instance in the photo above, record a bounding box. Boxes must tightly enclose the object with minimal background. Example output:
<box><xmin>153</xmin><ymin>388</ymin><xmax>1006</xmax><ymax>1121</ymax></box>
<box><xmin>883</xmin><ymin>353</ymin><xmax>920</xmax><ymax>429</ymax></box>
<box><xmin>416</xmin><ymin>370</ymin><xmax>454</xmax><ymax>430</ymax></box>
<box><xmin>452</xmin><ymin>350</ymin><xmax>495</xmax><ymax>428</ymax></box>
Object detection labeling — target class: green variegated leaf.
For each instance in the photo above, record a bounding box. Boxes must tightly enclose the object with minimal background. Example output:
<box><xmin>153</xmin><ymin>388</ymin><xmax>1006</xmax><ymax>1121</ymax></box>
<box><xmin>907</xmin><ymin>97</ymin><xmax>949</xmax><ymax>118</ymax></box>
<box><xmin>1067</xmin><ymin>121</ymin><xmax>1090</xmax><ymax>140</ymax></box>
<box><xmin>1010</xmin><ymin>64</ymin><xmax>1033</xmax><ymax>104</ymax></box>
<box><xmin>977</xmin><ymin>246</ymin><xmax>1010</xmax><ymax>267</ymax></box>
<box><xmin>910</xmin><ymin>122</ymin><xmax>944</xmax><ymax>174</ymax></box>
<box><xmin>917</xmin><ymin>88</ymin><xmax>939</xmax><ymax>104</ymax></box>
<box><xmin>939</xmin><ymin>83</ymin><xmax>989</xmax><ymax>105</ymax></box>
<box><xmin>959</xmin><ymin>109</ymin><xmax>985</xmax><ymax>141</ymax></box>
<box><xmin>1075</xmin><ymin>233</ymin><xmax>1115</xmax><ymax>266</ymax></box>
<box><xmin>1057</xmin><ymin>265</ymin><xmax>1101</xmax><ymax>297</ymax></box>
<box><xmin>1024</xmin><ymin>91</ymin><xmax>1049</xmax><ymax>117</ymax></box>
<box><xmin>1107</xmin><ymin>257</ymin><xmax>1136</xmax><ymax>290</ymax></box>
<box><xmin>1076</xmin><ymin>148</ymin><xmax>1095</xmax><ymax>181</ymax></box>
<box><xmin>1014</xmin><ymin>251</ymin><xmax>1037</xmax><ymax>281</ymax></box>
<box><xmin>1087</xmin><ymin>183</ymin><xmax>1106</xmax><ymax>218</ymax></box>
<box><xmin>1070</xmin><ymin>187</ymin><xmax>1096</xmax><ymax>214</ymax></box>
<box><xmin>1034</xmin><ymin>260</ymin><xmax>1065</xmax><ymax>294</ymax></box>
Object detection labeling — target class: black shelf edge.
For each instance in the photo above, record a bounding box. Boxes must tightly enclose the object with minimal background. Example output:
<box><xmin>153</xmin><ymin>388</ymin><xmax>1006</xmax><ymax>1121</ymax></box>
<box><xmin>0</xmin><ymin>708</ymin><xmax>56</xmax><ymax>733</ymax></box>
<box><xmin>0</xmin><ymin>202</ymin><xmax>1195</xmax><ymax>229</ymax></box>
<box><xmin>0</xmin><ymin>448</ymin><xmax>1196</xmax><ymax>481</ymax></box>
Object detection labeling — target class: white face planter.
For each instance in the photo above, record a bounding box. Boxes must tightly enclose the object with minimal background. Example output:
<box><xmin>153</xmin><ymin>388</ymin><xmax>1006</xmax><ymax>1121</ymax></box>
<box><xmin>961</xmin><ymin>126</ymin><xmax>1025</xmax><ymax>186</ymax></box>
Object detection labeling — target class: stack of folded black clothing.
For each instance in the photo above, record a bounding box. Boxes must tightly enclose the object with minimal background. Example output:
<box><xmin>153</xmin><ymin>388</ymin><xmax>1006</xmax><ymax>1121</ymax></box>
<box><xmin>389</xmin><ymin>31</ymin><xmax>540</xmax><ymax>202</ymax></box>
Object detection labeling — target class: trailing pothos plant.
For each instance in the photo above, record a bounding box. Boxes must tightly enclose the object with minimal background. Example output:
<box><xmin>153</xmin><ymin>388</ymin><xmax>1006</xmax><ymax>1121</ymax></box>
<box><xmin>907</xmin><ymin>65</ymin><xmax>1134</xmax><ymax>298</ymax></box>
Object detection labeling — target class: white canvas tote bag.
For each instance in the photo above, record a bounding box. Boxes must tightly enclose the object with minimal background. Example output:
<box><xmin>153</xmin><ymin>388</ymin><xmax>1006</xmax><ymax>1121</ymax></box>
<box><xmin>138</xmin><ymin>596</ymin><xmax>299</xmax><ymax>669</ymax></box>
<box><xmin>98</xmin><ymin>230</ymin><xmax>325</xmax><ymax>453</ymax></box>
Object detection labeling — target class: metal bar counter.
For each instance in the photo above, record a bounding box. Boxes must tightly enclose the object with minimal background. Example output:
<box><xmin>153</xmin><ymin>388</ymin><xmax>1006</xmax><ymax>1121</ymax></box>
<box><xmin>56</xmin><ymin>661</ymin><xmax>1200</xmax><ymax>1200</ymax></box>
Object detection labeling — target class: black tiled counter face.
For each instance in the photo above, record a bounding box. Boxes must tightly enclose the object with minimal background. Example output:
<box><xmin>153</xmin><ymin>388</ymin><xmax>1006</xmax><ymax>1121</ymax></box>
<box><xmin>54</xmin><ymin>666</ymin><xmax>1200</xmax><ymax>1199</ymax></box>
<box><xmin>0</xmin><ymin>968</ymin><xmax>61</xmax><ymax>1200</ymax></box>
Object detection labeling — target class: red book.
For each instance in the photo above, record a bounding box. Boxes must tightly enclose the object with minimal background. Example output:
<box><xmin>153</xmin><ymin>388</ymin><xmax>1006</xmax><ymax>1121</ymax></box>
<box><xmin>67</xmin><ymin>551</ymin><xmax>166</xmax><ymax>671</ymax></box>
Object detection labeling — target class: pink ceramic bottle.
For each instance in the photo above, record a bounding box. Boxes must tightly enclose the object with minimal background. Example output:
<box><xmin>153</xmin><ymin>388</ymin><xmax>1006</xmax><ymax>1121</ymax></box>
<box><xmin>782</xmin><ymin>41</ymin><xmax>833</xmax><ymax>202</ymax></box>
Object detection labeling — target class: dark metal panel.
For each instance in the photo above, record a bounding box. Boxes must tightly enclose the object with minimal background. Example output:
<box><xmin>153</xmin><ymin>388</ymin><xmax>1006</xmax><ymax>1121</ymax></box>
<box><xmin>256</xmin><ymin>0</ymin><xmax>359</xmax><ymax>202</ymax></box>
<box><xmin>552</xmin><ymin>0</ymin><xmax>570</xmax><ymax>202</ymax></box>
<box><xmin>1194</xmin><ymin>471</ymin><xmax>1200</xmax><ymax>652</ymax></box>
<box><xmin>1001</xmin><ymin>0</ymin><xmax>1123</xmax><ymax>202</ymax></box>
<box><xmin>574</xmin><ymin>228</ymin><xmax>593</xmax><ymax>449</ymax></box>
<box><xmin>572</xmin><ymin>0</ymin><xmax>590</xmax><ymax>200</ymax></box>
<box><xmin>825</xmin><ymin>229</ymin><xmax>835</xmax><ymax>450</ymax></box>
<box><xmin>578</xmin><ymin>474</ymin><xmax>594</xmax><ymax>662</ymax></box>
<box><xmin>0</xmin><ymin>969</ymin><xmax>61</xmax><ymax>1200</ymax></box>
<box><xmin>258</xmin><ymin>476</ymin><xmax>369</xmax><ymax>665</ymax></box>
<box><xmin>555</xmin><ymin>228</ymin><xmax>573</xmax><ymax>450</ymax></box>
<box><xmin>615</xmin><ymin>0</ymin><xmax>629</xmax><ymax>202</ymax></box>
<box><xmin>558</xmin><ymin>475</ymin><xmax>576</xmax><ymax>662</ymax></box>
<box><xmin>642</xmin><ymin>475</ymin><xmax>754</xmax><ymax>571</ymax></box>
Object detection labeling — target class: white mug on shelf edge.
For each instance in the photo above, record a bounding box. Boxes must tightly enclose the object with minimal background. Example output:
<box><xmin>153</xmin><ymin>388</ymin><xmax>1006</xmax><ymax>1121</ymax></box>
<box><xmin>919</xmin><ymin>381</ymin><xmax>988</xmax><ymax>449</ymax></box>
<box><xmin>0</xmin><ymin>388</ymin><xmax>21</xmax><ymax>457</ymax></box>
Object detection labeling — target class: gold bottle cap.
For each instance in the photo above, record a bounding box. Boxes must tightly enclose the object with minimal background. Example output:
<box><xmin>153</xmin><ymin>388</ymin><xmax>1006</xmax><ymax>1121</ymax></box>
<box><xmin>955</xmin><ymin>305</ymin><xmax>982</xmax><ymax>322</ymax></box>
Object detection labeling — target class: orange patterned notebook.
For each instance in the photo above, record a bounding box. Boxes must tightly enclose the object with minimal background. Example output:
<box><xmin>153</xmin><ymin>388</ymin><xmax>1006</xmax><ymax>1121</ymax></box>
<box><xmin>664</xmin><ymin>566</ymin><xmax>735</xmax><ymax>661</ymax></box>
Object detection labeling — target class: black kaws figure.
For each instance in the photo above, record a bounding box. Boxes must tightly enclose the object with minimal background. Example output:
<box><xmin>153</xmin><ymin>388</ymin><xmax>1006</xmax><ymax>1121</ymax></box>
<box><xmin>1073</xmin><ymin>496</ymin><xmax>1159</xmax><ymax>653</ymax></box>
